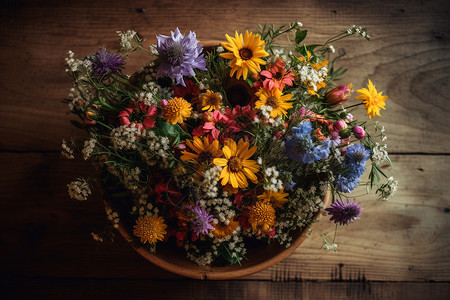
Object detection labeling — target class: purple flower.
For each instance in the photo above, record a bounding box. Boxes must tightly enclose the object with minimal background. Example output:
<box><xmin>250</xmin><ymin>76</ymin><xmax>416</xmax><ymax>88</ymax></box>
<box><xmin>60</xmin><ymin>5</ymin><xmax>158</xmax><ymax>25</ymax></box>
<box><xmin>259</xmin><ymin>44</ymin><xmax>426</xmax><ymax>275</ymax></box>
<box><xmin>345</xmin><ymin>143</ymin><xmax>370</xmax><ymax>177</ymax></box>
<box><xmin>92</xmin><ymin>49</ymin><xmax>125</xmax><ymax>75</ymax></box>
<box><xmin>325</xmin><ymin>198</ymin><xmax>361</xmax><ymax>225</ymax></box>
<box><xmin>188</xmin><ymin>204</ymin><xmax>215</xmax><ymax>236</ymax></box>
<box><xmin>156</xmin><ymin>28</ymin><xmax>207</xmax><ymax>86</ymax></box>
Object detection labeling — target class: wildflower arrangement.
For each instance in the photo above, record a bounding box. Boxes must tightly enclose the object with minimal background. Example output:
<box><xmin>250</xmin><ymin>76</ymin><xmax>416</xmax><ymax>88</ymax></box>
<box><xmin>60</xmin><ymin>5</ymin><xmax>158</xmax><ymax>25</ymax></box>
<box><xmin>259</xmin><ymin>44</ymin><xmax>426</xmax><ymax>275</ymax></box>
<box><xmin>63</xmin><ymin>23</ymin><xmax>398</xmax><ymax>266</ymax></box>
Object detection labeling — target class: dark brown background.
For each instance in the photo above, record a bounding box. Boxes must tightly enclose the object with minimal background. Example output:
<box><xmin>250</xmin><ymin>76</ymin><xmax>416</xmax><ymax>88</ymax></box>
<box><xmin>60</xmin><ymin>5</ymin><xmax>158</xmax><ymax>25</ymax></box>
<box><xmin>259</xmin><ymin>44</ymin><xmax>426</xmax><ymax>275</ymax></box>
<box><xmin>1</xmin><ymin>0</ymin><xmax>449</xmax><ymax>299</ymax></box>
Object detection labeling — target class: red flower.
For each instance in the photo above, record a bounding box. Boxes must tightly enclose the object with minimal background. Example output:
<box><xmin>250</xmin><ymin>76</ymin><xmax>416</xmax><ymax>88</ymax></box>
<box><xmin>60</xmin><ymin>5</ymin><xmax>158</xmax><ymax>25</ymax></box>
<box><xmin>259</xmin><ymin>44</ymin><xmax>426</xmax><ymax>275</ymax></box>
<box><xmin>118</xmin><ymin>101</ymin><xmax>157</xmax><ymax>130</ymax></box>
<box><xmin>201</xmin><ymin>110</ymin><xmax>240</xmax><ymax>140</ymax></box>
<box><xmin>257</xmin><ymin>58</ymin><xmax>294</xmax><ymax>91</ymax></box>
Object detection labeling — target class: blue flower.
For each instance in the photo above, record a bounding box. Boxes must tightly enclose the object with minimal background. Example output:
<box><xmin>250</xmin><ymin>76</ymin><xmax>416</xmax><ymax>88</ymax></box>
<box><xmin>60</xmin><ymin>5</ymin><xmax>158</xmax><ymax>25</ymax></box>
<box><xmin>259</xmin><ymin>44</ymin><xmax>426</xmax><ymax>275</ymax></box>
<box><xmin>292</xmin><ymin>121</ymin><xmax>313</xmax><ymax>138</ymax></box>
<box><xmin>336</xmin><ymin>174</ymin><xmax>360</xmax><ymax>193</ymax></box>
<box><xmin>92</xmin><ymin>49</ymin><xmax>126</xmax><ymax>75</ymax></box>
<box><xmin>344</xmin><ymin>144</ymin><xmax>370</xmax><ymax>177</ymax></box>
<box><xmin>156</xmin><ymin>28</ymin><xmax>207</xmax><ymax>86</ymax></box>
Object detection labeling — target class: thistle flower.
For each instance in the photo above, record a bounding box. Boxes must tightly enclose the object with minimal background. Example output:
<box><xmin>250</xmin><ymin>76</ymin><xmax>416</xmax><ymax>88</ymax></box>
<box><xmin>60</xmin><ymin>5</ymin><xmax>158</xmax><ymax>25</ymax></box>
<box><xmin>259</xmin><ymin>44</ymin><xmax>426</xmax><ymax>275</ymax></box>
<box><xmin>188</xmin><ymin>204</ymin><xmax>215</xmax><ymax>236</ymax></box>
<box><xmin>325</xmin><ymin>198</ymin><xmax>361</xmax><ymax>225</ymax></box>
<box><xmin>92</xmin><ymin>49</ymin><xmax>125</xmax><ymax>75</ymax></box>
<box><xmin>156</xmin><ymin>28</ymin><xmax>206</xmax><ymax>86</ymax></box>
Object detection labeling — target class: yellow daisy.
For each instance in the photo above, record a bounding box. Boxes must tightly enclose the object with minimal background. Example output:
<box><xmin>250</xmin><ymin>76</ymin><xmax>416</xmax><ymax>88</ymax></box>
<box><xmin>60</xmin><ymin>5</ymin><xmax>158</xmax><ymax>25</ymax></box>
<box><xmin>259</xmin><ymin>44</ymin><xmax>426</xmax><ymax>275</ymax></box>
<box><xmin>248</xmin><ymin>201</ymin><xmax>276</xmax><ymax>234</ymax></box>
<box><xmin>255</xmin><ymin>88</ymin><xmax>293</xmax><ymax>118</ymax></box>
<box><xmin>163</xmin><ymin>97</ymin><xmax>192</xmax><ymax>124</ymax></box>
<box><xmin>213</xmin><ymin>139</ymin><xmax>260</xmax><ymax>189</ymax></box>
<box><xmin>200</xmin><ymin>90</ymin><xmax>223</xmax><ymax>111</ymax></box>
<box><xmin>133</xmin><ymin>215</ymin><xmax>167</xmax><ymax>244</ymax></box>
<box><xmin>180</xmin><ymin>136</ymin><xmax>223</xmax><ymax>164</ymax></box>
<box><xmin>356</xmin><ymin>80</ymin><xmax>388</xmax><ymax>119</ymax></box>
<box><xmin>257</xmin><ymin>188</ymin><xmax>289</xmax><ymax>208</ymax></box>
<box><xmin>220</xmin><ymin>31</ymin><xmax>269</xmax><ymax>80</ymax></box>
<box><xmin>212</xmin><ymin>218</ymin><xmax>239</xmax><ymax>239</ymax></box>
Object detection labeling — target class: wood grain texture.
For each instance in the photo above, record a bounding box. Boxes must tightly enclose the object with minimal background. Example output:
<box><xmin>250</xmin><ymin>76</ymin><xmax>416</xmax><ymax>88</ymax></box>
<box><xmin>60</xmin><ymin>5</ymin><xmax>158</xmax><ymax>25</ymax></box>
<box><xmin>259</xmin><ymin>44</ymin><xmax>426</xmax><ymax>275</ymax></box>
<box><xmin>2</xmin><ymin>279</ymin><xmax>450</xmax><ymax>300</ymax></box>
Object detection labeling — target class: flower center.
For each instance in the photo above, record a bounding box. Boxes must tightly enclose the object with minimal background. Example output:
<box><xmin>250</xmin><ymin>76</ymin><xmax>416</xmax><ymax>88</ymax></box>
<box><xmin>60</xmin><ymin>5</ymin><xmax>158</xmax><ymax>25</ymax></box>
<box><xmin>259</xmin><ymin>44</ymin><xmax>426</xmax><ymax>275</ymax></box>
<box><xmin>206</xmin><ymin>94</ymin><xmax>221</xmax><ymax>106</ymax></box>
<box><xmin>167</xmin><ymin>42</ymin><xmax>184</xmax><ymax>65</ymax></box>
<box><xmin>274</xmin><ymin>72</ymin><xmax>283</xmax><ymax>80</ymax></box>
<box><xmin>239</xmin><ymin>48</ymin><xmax>253</xmax><ymax>60</ymax></box>
<box><xmin>266</xmin><ymin>96</ymin><xmax>279</xmax><ymax>109</ymax></box>
<box><xmin>228</xmin><ymin>156</ymin><xmax>243</xmax><ymax>172</ymax></box>
<box><xmin>198</xmin><ymin>151</ymin><xmax>214</xmax><ymax>163</ymax></box>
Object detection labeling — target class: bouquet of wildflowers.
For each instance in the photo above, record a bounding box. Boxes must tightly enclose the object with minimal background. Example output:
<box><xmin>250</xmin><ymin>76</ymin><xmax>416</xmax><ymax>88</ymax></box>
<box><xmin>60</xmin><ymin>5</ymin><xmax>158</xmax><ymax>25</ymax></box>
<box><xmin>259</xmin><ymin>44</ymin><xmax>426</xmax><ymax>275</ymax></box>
<box><xmin>63</xmin><ymin>23</ymin><xmax>398</xmax><ymax>265</ymax></box>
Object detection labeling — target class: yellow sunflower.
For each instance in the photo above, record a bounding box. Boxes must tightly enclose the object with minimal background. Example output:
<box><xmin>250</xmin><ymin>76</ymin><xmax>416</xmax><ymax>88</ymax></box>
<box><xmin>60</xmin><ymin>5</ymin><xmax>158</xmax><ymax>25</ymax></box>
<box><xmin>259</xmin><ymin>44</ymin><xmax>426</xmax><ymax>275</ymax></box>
<box><xmin>257</xmin><ymin>188</ymin><xmax>289</xmax><ymax>208</ymax></box>
<box><xmin>220</xmin><ymin>31</ymin><xmax>269</xmax><ymax>80</ymax></box>
<box><xmin>356</xmin><ymin>79</ymin><xmax>388</xmax><ymax>119</ymax></box>
<box><xmin>163</xmin><ymin>97</ymin><xmax>192</xmax><ymax>124</ymax></box>
<box><xmin>213</xmin><ymin>139</ymin><xmax>260</xmax><ymax>189</ymax></box>
<box><xmin>255</xmin><ymin>87</ymin><xmax>293</xmax><ymax>118</ymax></box>
<box><xmin>200</xmin><ymin>90</ymin><xmax>223</xmax><ymax>111</ymax></box>
<box><xmin>133</xmin><ymin>215</ymin><xmax>167</xmax><ymax>244</ymax></box>
<box><xmin>248</xmin><ymin>201</ymin><xmax>276</xmax><ymax>234</ymax></box>
<box><xmin>180</xmin><ymin>136</ymin><xmax>223</xmax><ymax>164</ymax></box>
<box><xmin>212</xmin><ymin>218</ymin><xmax>239</xmax><ymax>239</ymax></box>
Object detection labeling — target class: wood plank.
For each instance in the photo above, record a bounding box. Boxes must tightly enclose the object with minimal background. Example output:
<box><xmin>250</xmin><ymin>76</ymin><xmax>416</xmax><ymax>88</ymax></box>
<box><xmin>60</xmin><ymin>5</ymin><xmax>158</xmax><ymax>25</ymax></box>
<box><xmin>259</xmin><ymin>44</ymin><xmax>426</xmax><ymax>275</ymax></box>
<box><xmin>2</xmin><ymin>279</ymin><xmax>449</xmax><ymax>300</ymax></box>
<box><xmin>0</xmin><ymin>0</ymin><xmax>449</xmax><ymax>152</ymax></box>
<box><xmin>1</xmin><ymin>152</ymin><xmax>449</xmax><ymax>281</ymax></box>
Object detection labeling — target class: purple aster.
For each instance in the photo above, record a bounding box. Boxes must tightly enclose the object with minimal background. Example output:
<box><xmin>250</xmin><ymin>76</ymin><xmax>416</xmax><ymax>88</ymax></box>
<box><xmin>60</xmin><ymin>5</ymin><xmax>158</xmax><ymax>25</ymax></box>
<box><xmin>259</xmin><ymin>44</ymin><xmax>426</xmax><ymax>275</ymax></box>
<box><xmin>92</xmin><ymin>49</ymin><xmax>126</xmax><ymax>75</ymax></box>
<box><xmin>156</xmin><ymin>28</ymin><xmax>207</xmax><ymax>86</ymax></box>
<box><xmin>188</xmin><ymin>204</ymin><xmax>215</xmax><ymax>236</ymax></box>
<box><xmin>325</xmin><ymin>198</ymin><xmax>361</xmax><ymax>225</ymax></box>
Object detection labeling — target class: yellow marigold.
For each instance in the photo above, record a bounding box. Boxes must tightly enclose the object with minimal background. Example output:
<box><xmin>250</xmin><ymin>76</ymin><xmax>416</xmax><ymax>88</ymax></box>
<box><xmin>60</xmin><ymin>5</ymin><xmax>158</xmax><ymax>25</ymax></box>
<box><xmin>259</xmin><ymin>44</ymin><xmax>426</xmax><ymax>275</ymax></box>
<box><xmin>356</xmin><ymin>79</ymin><xmax>388</xmax><ymax>119</ymax></box>
<box><xmin>255</xmin><ymin>87</ymin><xmax>293</xmax><ymax>118</ymax></box>
<box><xmin>180</xmin><ymin>136</ymin><xmax>223</xmax><ymax>164</ymax></box>
<box><xmin>133</xmin><ymin>215</ymin><xmax>167</xmax><ymax>244</ymax></box>
<box><xmin>163</xmin><ymin>97</ymin><xmax>192</xmax><ymax>124</ymax></box>
<box><xmin>213</xmin><ymin>139</ymin><xmax>260</xmax><ymax>189</ymax></box>
<box><xmin>257</xmin><ymin>188</ymin><xmax>289</xmax><ymax>208</ymax></box>
<box><xmin>220</xmin><ymin>31</ymin><xmax>269</xmax><ymax>80</ymax></box>
<box><xmin>248</xmin><ymin>201</ymin><xmax>276</xmax><ymax>234</ymax></box>
<box><xmin>212</xmin><ymin>218</ymin><xmax>239</xmax><ymax>239</ymax></box>
<box><xmin>200</xmin><ymin>90</ymin><xmax>223</xmax><ymax>111</ymax></box>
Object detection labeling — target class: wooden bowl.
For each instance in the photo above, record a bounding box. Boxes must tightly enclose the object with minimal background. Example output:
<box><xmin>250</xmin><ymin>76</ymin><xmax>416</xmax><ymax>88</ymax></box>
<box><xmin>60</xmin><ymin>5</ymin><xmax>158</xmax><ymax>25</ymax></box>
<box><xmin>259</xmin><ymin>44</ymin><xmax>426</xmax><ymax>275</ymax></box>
<box><xmin>115</xmin><ymin>189</ymin><xmax>332</xmax><ymax>280</ymax></box>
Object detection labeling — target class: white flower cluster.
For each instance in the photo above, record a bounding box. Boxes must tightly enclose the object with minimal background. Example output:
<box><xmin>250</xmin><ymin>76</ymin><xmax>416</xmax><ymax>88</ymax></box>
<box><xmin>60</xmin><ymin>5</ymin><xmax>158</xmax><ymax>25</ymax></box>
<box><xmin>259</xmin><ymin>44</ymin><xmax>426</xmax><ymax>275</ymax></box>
<box><xmin>297</xmin><ymin>63</ymin><xmax>328</xmax><ymax>93</ymax></box>
<box><xmin>199</xmin><ymin>165</ymin><xmax>222</xmax><ymax>198</ymax></box>
<box><xmin>323</xmin><ymin>242</ymin><xmax>338</xmax><ymax>251</ymax></box>
<box><xmin>106</xmin><ymin>207</ymin><xmax>120</xmax><ymax>229</ymax></box>
<box><xmin>110</xmin><ymin>125</ymin><xmax>142</xmax><ymax>150</ymax></box>
<box><xmin>271</xmin><ymin>47</ymin><xmax>292</xmax><ymax>64</ymax></box>
<box><xmin>140</xmin><ymin>82</ymin><xmax>160</xmax><ymax>106</ymax></box>
<box><xmin>91</xmin><ymin>232</ymin><xmax>104</xmax><ymax>242</ymax></box>
<box><xmin>132</xmin><ymin>193</ymin><xmax>159</xmax><ymax>217</ymax></box>
<box><xmin>121</xmin><ymin>166</ymin><xmax>142</xmax><ymax>191</ymax></box>
<box><xmin>346</xmin><ymin>25</ymin><xmax>370</xmax><ymax>40</ymax></box>
<box><xmin>68</xmin><ymin>81</ymin><xmax>94</xmax><ymax>110</ymax></box>
<box><xmin>61</xmin><ymin>139</ymin><xmax>74</xmax><ymax>159</ymax></box>
<box><xmin>65</xmin><ymin>50</ymin><xmax>92</xmax><ymax>73</ymax></box>
<box><xmin>67</xmin><ymin>179</ymin><xmax>91</xmax><ymax>201</ymax></box>
<box><xmin>328</xmin><ymin>44</ymin><xmax>335</xmax><ymax>53</ymax></box>
<box><xmin>371</xmin><ymin>143</ymin><xmax>388</xmax><ymax>165</ymax></box>
<box><xmin>139</xmin><ymin>130</ymin><xmax>171</xmax><ymax>168</ymax></box>
<box><xmin>82</xmin><ymin>138</ymin><xmax>97</xmax><ymax>160</ymax></box>
<box><xmin>262</xmin><ymin>166</ymin><xmax>284</xmax><ymax>191</ymax></box>
<box><xmin>117</xmin><ymin>30</ymin><xmax>137</xmax><ymax>52</ymax></box>
<box><xmin>378</xmin><ymin>176</ymin><xmax>399</xmax><ymax>201</ymax></box>
<box><xmin>375</xmin><ymin>121</ymin><xmax>387</xmax><ymax>141</ymax></box>
<box><xmin>186</xmin><ymin>245</ymin><xmax>214</xmax><ymax>266</ymax></box>
<box><xmin>254</xmin><ymin>106</ymin><xmax>284</xmax><ymax>127</ymax></box>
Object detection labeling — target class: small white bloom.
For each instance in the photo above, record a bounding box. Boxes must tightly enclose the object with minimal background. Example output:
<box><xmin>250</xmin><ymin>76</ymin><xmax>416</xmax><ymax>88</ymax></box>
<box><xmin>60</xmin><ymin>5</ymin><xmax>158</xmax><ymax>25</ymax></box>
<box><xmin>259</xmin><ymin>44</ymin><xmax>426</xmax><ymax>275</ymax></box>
<box><xmin>67</xmin><ymin>179</ymin><xmax>91</xmax><ymax>201</ymax></box>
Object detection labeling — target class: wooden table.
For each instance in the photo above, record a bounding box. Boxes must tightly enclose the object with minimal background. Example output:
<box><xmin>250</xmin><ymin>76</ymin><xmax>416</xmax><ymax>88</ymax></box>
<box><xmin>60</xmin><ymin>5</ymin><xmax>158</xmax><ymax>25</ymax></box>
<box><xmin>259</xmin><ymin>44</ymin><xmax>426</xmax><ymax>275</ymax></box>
<box><xmin>1</xmin><ymin>0</ymin><xmax>449</xmax><ymax>299</ymax></box>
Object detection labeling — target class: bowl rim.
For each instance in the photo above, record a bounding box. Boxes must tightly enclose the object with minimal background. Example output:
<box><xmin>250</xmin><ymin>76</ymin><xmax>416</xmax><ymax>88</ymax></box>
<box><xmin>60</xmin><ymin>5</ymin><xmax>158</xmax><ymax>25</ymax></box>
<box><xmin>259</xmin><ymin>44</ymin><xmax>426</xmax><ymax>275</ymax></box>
<box><xmin>113</xmin><ymin>188</ymin><xmax>332</xmax><ymax>280</ymax></box>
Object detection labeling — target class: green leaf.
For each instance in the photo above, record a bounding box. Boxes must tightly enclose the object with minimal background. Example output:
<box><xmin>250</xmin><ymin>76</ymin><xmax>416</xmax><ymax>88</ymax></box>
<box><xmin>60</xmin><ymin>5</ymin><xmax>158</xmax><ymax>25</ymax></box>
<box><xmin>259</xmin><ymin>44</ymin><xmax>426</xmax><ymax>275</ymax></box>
<box><xmin>295</xmin><ymin>30</ymin><xmax>308</xmax><ymax>44</ymax></box>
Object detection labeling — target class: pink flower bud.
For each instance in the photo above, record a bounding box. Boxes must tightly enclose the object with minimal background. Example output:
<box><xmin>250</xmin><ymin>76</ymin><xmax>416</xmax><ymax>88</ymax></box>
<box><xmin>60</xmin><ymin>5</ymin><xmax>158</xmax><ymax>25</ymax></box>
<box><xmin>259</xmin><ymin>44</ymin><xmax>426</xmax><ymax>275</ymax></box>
<box><xmin>334</xmin><ymin>119</ymin><xmax>347</xmax><ymax>132</ymax></box>
<box><xmin>326</xmin><ymin>83</ymin><xmax>353</xmax><ymax>106</ymax></box>
<box><xmin>353</xmin><ymin>126</ymin><xmax>366</xmax><ymax>139</ymax></box>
